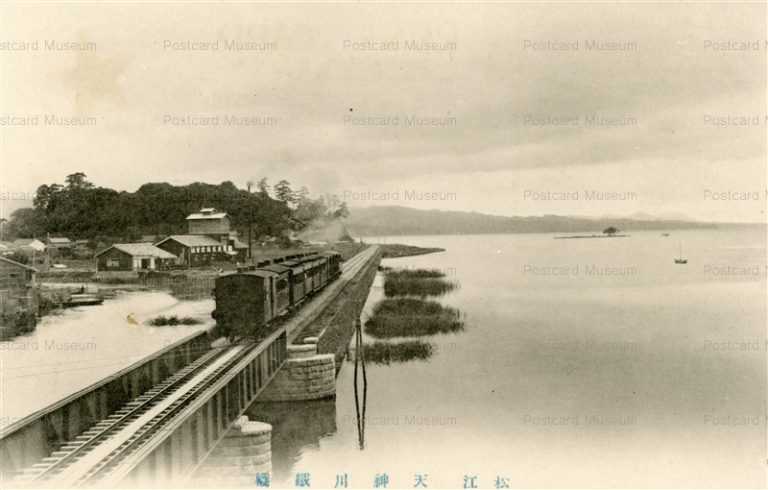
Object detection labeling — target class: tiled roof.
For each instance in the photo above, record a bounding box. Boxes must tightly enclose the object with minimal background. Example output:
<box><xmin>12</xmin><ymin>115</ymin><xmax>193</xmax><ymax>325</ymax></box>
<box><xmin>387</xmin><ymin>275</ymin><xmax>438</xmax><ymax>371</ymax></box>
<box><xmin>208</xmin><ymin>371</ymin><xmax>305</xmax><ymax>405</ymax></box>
<box><xmin>48</xmin><ymin>237</ymin><xmax>72</xmax><ymax>244</ymax></box>
<box><xmin>12</xmin><ymin>239</ymin><xmax>46</xmax><ymax>250</ymax></box>
<box><xmin>0</xmin><ymin>255</ymin><xmax>38</xmax><ymax>272</ymax></box>
<box><xmin>156</xmin><ymin>235</ymin><xmax>223</xmax><ymax>248</ymax></box>
<box><xmin>186</xmin><ymin>209</ymin><xmax>228</xmax><ymax>220</ymax></box>
<box><xmin>96</xmin><ymin>243</ymin><xmax>177</xmax><ymax>259</ymax></box>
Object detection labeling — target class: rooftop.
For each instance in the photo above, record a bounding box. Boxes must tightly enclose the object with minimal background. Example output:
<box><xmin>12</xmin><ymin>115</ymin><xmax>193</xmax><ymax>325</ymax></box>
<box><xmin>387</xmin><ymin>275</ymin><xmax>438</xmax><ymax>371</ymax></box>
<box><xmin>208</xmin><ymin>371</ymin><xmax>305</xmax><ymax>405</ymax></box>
<box><xmin>48</xmin><ymin>237</ymin><xmax>72</xmax><ymax>244</ymax></box>
<box><xmin>156</xmin><ymin>235</ymin><xmax>223</xmax><ymax>248</ymax></box>
<box><xmin>186</xmin><ymin>208</ymin><xmax>228</xmax><ymax>220</ymax></box>
<box><xmin>96</xmin><ymin>243</ymin><xmax>177</xmax><ymax>259</ymax></box>
<box><xmin>0</xmin><ymin>256</ymin><xmax>38</xmax><ymax>272</ymax></box>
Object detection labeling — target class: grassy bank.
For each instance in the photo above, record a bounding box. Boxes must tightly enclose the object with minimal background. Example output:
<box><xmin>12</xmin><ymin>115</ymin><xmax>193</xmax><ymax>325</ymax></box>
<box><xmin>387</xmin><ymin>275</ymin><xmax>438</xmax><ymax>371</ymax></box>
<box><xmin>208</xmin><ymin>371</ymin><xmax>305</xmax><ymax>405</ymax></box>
<box><xmin>365</xmin><ymin>298</ymin><xmax>464</xmax><ymax>338</ymax></box>
<box><xmin>378</xmin><ymin>243</ymin><xmax>445</xmax><ymax>259</ymax></box>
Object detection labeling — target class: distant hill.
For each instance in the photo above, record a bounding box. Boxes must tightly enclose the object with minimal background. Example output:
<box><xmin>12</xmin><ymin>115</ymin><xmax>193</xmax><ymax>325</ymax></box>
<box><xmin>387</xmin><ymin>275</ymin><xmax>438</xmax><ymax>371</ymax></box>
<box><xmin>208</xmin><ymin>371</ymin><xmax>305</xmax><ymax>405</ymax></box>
<box><xmin>346</xmin><ymin>206</ymin><xmax>718</xmax><ymax>237</ymax></box>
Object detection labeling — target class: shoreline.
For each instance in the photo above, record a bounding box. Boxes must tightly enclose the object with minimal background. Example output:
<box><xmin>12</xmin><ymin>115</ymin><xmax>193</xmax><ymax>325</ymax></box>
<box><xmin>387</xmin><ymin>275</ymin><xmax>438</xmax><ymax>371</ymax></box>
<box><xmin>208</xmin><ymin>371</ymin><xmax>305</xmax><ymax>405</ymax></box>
<box><xmin>554</xmin><ymin>234</ymin><xmax>630</xmax><ymax>239</ymax></box>
<box><xmin>377</xmin><ymin>243</ymin><xmax>446</xmax><ymax>259</ymax></box>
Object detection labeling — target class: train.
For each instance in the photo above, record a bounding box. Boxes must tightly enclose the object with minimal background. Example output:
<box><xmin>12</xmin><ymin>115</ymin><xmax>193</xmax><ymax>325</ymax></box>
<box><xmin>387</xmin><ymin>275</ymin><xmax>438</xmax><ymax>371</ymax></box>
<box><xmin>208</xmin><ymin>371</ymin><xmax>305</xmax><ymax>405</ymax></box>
<box><xmin>212</xmin><ymin>250</ymin><xmax>343</xmax><ymax>335</ymax></box>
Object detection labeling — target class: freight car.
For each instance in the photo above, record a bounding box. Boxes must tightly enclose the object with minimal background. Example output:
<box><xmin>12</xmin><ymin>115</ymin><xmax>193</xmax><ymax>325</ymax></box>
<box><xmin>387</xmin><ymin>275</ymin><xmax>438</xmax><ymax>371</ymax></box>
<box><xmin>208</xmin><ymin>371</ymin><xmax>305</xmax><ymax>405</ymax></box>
<box><xmin>212</xmin><ymin>250</ymin><xmax>343</xmax><ymax>337</ymax></box>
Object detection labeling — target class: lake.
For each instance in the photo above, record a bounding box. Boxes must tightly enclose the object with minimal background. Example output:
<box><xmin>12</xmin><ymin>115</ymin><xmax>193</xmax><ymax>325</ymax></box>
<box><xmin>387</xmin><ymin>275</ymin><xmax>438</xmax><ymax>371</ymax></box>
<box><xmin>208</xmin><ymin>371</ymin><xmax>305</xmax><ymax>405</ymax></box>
<box><xmin>0</xmin><ymin>290</ymin><xmax>213</xmax><ymax>430</ymax></box>
<box><xmin>263</xmin><ymin>227</ymin><xmax>766</xmax><ymax>488</ymax></box>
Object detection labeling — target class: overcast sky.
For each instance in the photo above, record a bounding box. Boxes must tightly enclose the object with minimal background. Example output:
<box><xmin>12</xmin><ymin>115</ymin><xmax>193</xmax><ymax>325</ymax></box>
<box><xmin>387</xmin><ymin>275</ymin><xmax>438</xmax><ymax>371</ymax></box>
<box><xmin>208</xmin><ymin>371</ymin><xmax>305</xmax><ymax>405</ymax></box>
<box><xmin>1</xmin><ymin>3</ymin><xmax>765</xmax><ymax>222</ymax></box>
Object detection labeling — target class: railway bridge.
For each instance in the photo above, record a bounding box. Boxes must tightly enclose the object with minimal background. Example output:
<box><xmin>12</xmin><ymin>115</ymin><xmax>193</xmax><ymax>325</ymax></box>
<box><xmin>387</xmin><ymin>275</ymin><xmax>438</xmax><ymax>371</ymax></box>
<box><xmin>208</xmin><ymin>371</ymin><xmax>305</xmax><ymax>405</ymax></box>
<box><xmin>0</xmin><ymin>246</ymin><xmax>381</xmax><ymax>487</ymax></box>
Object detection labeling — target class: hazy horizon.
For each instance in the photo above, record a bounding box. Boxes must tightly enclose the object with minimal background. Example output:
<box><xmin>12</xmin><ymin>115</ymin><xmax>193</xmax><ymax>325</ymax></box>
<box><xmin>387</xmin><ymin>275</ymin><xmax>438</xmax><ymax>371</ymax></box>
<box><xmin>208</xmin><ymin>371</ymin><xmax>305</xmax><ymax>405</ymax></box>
<box><xmin>1</xmin><ymin>3</ymin><xmax>766</xmax><ymax>224</ymax></box>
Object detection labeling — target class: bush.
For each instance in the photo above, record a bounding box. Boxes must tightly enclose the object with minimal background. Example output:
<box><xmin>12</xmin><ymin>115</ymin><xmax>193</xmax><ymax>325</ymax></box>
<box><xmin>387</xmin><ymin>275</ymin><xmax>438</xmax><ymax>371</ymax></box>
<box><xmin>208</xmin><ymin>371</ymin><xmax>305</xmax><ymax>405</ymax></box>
<box><xmin>147</xmin><ymin>315</ymin><xmax>202</xmax><ymax>326</ymax></box>
<box><xmin>0</xmin><ymin>309</ymin><xmax>37</xmax><ymax>335</ymax></box>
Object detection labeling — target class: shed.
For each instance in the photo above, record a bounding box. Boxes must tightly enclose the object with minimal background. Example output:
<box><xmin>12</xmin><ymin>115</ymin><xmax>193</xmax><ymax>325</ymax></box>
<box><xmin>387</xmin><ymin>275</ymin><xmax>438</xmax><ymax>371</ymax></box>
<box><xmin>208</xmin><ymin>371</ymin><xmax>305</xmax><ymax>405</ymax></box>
<box><xmin>95</xmin><ymin>243</ymin><xmax>177</xmax><ymax>271</ymax></box>
<box><xmin>154</xmin><ymin>235</ymin><xmax>226</xmax><ymax>267</ymax></box>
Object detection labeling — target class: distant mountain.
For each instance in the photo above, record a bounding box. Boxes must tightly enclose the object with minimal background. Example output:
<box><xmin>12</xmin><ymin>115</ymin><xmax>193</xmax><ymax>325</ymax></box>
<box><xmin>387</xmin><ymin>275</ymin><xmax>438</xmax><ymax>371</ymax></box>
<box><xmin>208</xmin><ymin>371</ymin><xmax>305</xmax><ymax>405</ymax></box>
<box><xmin>346</xmin><ymin>206</ymin><xmax>717</xmax><ymax>237</ymax></box>
<box><xmin>591</xmin><ymin>211</ymin><xmax>696</xmax><ymax>222</ymax></box>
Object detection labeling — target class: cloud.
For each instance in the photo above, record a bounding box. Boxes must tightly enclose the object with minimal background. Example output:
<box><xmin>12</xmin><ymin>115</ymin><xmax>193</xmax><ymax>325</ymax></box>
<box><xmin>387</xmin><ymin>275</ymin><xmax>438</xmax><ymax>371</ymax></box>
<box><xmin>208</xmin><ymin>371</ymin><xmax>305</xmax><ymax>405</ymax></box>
<box><xmin>0</xmin><ymin>3</ymin><xmax>764</xmax><ymax>221</ymax></box>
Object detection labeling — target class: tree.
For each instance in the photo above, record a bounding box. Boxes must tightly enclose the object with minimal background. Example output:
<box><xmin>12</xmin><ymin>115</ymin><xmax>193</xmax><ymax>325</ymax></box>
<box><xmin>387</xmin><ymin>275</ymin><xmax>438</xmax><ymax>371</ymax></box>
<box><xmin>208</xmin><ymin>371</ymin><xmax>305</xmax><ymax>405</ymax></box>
<box><xmin>64</xmin><ymin>172</ymin><xmax>93</xmax><ymax>190</ymax></box>
<box><xmin>603</xmin><ymin>226</ymin><xmax>619</xmax><ymax>236</ymax></box>
<box><xmin>6</xmin><ymin>207</ymin><xmax>44</xmax><ymax>238</ymax></box>
<box><xmin>333</xmin><ymin>202</ymin><xmax>349</xmax><ymax>219</ymax></box>
<box><xmin>274</xmin><ymin>180</ymin><xmax>294</xmax><ymax>204</ymax></box>
<box><xmin>257</xmin><ymin>178</ymin><xmax>270</xmax><ymax>196</ymax></box>
<box><xmin>295</xmin><ymin>186</ymin><xmax>310</xmax><ymax>203</ymax></box>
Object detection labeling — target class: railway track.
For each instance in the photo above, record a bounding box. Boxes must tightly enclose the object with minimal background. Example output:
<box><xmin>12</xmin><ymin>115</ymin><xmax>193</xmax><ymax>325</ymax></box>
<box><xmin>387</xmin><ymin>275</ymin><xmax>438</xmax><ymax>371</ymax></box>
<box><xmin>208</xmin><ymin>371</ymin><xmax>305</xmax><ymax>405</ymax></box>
<box><xmin>16</xmin><ymin>344</ymin><xmax>254</xmax><ymax>487</ymax></box>
<box><xmin>12</xmin><ymin>246</ymin><xmax>378</xmax><ymax>488</ymax></box>
<box><xmin>13</xmin><ymin>346</ymin><xmax>231</xmax><ymax>485</ymax></box>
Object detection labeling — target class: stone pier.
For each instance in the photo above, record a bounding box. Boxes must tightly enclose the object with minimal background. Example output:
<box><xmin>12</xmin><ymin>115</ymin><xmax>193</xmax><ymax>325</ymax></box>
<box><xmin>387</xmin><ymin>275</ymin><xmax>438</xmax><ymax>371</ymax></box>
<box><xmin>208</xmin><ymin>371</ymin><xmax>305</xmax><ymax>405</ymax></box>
<box><xmin>257</xmin><ymin>343</ymin><xmax>336</xmax><ymax>402</ymax></box>
<box><xmin>193</xmin><ymin>416</ymin><xmax>272</xmax><ymax>487</ymax></box>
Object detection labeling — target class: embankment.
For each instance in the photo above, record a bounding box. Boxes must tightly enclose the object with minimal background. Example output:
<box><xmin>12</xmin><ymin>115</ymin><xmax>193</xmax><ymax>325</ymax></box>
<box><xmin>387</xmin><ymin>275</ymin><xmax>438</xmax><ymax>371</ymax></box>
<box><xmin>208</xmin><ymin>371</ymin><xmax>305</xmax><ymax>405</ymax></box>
<box><xmin>295</xmin><ymin>248</ymin><xmax>381</xmax><ymax>370</ymax></box>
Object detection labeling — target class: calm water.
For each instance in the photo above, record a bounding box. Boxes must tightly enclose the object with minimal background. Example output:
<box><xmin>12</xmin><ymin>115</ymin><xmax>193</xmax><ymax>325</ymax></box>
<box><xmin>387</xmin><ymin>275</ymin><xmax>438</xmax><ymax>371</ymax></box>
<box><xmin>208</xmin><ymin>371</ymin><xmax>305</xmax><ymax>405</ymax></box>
<box><xmin>264</xmin><ymin>228</ymin><xmax>767</xmax><ymax>488</ymax></box>
<box><xmin>0</xmin><ymin>290</ymin><xmax>213</xmax><ymax>429</ymax></box>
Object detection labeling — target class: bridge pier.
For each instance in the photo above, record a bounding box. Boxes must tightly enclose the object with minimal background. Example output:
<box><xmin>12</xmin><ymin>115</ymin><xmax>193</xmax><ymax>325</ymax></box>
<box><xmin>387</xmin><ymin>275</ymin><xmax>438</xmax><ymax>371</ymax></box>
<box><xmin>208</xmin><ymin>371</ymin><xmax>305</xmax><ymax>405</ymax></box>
<box><xmin>193</xmin><ymin>416</ymin><xmax>272</xmax><ymax>487</ymax></box>
<box><xmin>3</xmin><ymin>247</ymin><xmax>381</xmax><ymax>487</ymax></box>
<box><xmin>257</xmin><ymin>343</ymin><xmax>336</xmax><ymax>402</ymax></box>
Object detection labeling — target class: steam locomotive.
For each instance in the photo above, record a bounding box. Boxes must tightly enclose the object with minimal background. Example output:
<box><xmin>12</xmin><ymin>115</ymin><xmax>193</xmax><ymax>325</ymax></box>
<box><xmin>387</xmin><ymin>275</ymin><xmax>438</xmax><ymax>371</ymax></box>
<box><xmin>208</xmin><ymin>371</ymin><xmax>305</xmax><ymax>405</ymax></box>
<box><xmin>212</xmin><ymin>251</ymin><xmax>342</xmax><ymax>334</ymax></box>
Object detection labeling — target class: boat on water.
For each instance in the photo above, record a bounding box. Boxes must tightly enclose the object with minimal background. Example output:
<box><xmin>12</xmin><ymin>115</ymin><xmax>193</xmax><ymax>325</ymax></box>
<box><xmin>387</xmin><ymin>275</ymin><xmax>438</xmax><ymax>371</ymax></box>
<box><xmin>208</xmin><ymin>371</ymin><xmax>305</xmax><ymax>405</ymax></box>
<box><xmin>64</xmin><ymin>293</ymin><xmax>104</xmax><ymax>307</ymax></box>
<box><xmin>674</xmin><ymin>242</ymin><xmax>687</xmax><ymax>264</ymax></box>
<box><xmin>661</xmin><ymin>233</ymin><xmax>670</xmax><ymax>237</ymax></box>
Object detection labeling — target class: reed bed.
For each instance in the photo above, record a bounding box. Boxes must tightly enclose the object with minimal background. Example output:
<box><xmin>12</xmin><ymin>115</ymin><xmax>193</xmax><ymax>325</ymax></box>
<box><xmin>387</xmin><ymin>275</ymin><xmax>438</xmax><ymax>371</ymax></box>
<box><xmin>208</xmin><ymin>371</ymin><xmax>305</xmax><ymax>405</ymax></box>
<box><xmin>365</xmin><ymin>298</ymin><xmax>464</xmax><ymax>338</ymax></box>
<box><xmin>362</xmin><ymin>340</ymin><xmax>434</xmax><ymax>364</ymax></box>
<box><xmin>383</xmin><ymin>268</ymin><xmax>457</xmax><ymax>297</ymax></box>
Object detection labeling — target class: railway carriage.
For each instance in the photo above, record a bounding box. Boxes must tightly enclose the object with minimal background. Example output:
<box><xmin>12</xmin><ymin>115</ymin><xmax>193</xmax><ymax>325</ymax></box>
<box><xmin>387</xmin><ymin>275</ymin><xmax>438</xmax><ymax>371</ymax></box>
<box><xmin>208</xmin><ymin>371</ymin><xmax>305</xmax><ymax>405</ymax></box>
<box><xmin>294</xmin><ymin>257</ymin><xmax>315</xmax><ymax>295</ymax></box>
<box><xmin>213</xmin><ymin>249</ymin><xmax>347</xmax><ymax>338</ymax></box>
<box><xmin>257</xmin><ymin>263</ymin><xmax>292</xmax><ymax>314</ymax></box>
<box><xmin>213</xmin><ymin>270</ymin><xmax>278</xmax><ymax>331</ymax></box>
<box><xmin>305</xmin><ymin>256</ymin><xmax>322</xmax><ymax>293</ymax></box>
<box><xmin>283</xmin><ymin>259</ymin><xmax>308</xmax><ymax>305</ymax></box>
<box><xmin>321</xmin><ymin>251</ymin><xmax>342</xmax><ymax>280</ymax></box>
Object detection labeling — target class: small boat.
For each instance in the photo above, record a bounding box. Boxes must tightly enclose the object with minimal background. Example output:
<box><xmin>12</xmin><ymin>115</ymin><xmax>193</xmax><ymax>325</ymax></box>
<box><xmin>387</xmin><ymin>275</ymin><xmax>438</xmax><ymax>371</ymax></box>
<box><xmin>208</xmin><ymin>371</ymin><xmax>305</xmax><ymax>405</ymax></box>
<box><xmin>674</xmin><ymin>242</ymin><xmax>687</xmax><ymax>264</ymax></box>
<box><xmin>64</xmin><ymin>293</ymin><xmax>104</xmax><ymax>307</ymax></box>
<box><xmin>661</xmin><ymin>233</ymin><xmax>670</xmax><ymax>237</ymax></box>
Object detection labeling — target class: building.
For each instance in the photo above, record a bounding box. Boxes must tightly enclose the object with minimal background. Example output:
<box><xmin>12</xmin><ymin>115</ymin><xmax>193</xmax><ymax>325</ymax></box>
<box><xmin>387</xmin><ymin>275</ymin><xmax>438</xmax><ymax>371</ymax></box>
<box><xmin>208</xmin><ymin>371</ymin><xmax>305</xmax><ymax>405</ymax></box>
<box><xmin>231</xmin><ymin>237</ymin><xmax>248</xmax><ymax>262</ymax></box>
<box><xmin>46</xmin><ymin>237</ymin><xmax>73</xmax><ymax>257</ymax></box>
<box><xmin>154</xmin><ymin>235</ymin><xmax>226</xmax><ymax>267</ymax></box>
<box><xmin>72</xmin><ymin>239</ymin><xmax>94</xmax><ymax>259</ymax></box>
<box><xmin>184</xmin><ymin>207</ymin><xmax>248</xmax><ymax>261</ymax></box>
<box><xmin>12</xmin><ymin>239</ymin><xmax>46</xmax><ymax>253</ymax></box>
<box><xmin>11</xmin><ymin>239</ymin><xmax>48</xmax><ymax>268</ymax></box>
<box><xmin>186</xmin><ymin>208</ymin><xmax>231</xmax><ymax>236</ymax></box>
<box><xmin>0</xmin><ymin>256</ymin><xmax>37</xmax><ymax>321</ymax></box>
<box><xmin>95</xmin><ymin>243</ymin><xmax>177</xmax><ymax>272</ymax></box>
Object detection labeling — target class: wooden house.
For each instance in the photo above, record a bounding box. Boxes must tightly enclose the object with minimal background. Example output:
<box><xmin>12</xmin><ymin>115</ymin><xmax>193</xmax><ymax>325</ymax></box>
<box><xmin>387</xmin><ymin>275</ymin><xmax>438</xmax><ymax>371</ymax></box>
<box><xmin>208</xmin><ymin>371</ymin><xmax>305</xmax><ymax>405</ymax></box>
<box><xmin>154</xmin><ymin>235</ymin><xmax>226</xmax><ymax>267</ymax></box>
<box><xmin>95</xmin><ymin>243</ymin><xmax>177</xmax><ymax>272</ymax></box>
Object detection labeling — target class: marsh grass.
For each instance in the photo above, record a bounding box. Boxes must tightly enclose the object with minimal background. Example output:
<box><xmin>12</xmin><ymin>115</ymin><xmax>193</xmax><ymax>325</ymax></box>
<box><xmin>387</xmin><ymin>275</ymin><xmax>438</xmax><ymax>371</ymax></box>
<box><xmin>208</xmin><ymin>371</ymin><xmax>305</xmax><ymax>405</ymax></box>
<box><xmin>365</xmin><ymin>298</ymin><xmax>464</xmax><ymax>338</ymax></box>
<box><xmin>362</xmin><ymin>340</ymin><xmax>433</xmax><ymax>364</ymax></box>
<box><xmin>383</xmin><ymin>268</ymin><xmax>457</xmax><ymax>297</ymax></box>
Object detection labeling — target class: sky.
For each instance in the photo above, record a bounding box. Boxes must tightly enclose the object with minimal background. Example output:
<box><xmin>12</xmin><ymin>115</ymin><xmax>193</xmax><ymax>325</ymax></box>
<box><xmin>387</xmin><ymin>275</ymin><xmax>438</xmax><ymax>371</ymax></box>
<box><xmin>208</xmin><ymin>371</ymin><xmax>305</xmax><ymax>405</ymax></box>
<box><xmin>0</xmin><ymin>2</ymin><xmax>766</xmax><ymax>223</ymax></box>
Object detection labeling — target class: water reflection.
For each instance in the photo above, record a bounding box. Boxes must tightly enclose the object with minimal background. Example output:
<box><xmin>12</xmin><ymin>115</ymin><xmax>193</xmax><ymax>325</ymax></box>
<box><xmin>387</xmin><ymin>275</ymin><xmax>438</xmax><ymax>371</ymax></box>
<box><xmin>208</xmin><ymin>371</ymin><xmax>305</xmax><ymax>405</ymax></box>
<box><xmin>245</xmin><ymin>400</ymin><xmax>337</xmax><ymax>483</ymax></box>
<box><xmin>352</xmin><ymin>319</ymin><xmax>367</xmax><ymax>450</ymax></box>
